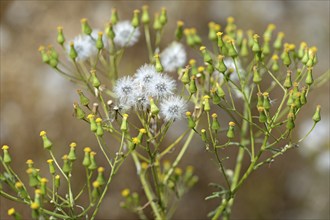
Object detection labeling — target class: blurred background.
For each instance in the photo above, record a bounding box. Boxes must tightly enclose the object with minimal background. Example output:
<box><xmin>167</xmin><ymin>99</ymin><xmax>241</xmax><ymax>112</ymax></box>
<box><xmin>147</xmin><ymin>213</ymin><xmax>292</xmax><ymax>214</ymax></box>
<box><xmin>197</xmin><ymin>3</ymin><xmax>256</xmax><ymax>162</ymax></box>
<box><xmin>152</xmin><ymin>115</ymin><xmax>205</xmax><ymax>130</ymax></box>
<box><xmin>1</xmin><ymin>1</ymin><xmax>329</xmax><ymax>219</ymax></box>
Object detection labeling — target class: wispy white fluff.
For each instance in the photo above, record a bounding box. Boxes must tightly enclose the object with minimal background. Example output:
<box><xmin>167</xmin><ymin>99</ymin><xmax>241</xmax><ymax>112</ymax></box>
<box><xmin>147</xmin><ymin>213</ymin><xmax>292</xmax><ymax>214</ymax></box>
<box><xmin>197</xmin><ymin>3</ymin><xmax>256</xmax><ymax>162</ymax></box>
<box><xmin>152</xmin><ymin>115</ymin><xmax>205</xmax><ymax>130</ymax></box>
<box><xmin>160</xmin><ymin>42</ymin><xmax>187</xmax><ymax>72</ymax></box>
<box><xmin>113</xmin><ymin>20</ymin><xmax>140</xmax><ymax>47</ymax></box>
<box><xmin>148</xmin><ymin>74</ymin><xmax>176</xmax><ymax>99</ymax></box>
<box><xmin>113</xmin><ymin>76</ymin><xmax>136</xmax><ymax>109</ymax></box>
<box><xmin>66</xmin><ymin>35</ymin><xmax>98</xmax><ymax>61</ymax></box>
<box><xmin>160</xmin><ymin>96</ymin><xmax>187</xmax><ymax>121</ymax></box>
<box><xmin>134</xmin><ymin>64</ymin><xmax>158</xmax><ymax>86</ymax></box>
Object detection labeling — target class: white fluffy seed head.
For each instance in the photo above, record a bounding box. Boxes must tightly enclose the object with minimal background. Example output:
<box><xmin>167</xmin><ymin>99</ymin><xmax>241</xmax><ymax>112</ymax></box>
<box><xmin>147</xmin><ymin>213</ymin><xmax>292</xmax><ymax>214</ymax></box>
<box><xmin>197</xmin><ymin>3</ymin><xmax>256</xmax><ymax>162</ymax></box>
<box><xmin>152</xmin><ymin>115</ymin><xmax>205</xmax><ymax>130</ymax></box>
<box><xmin>160</xmin><ymin>42</ymin><xmax>187</xmax><ymax>72</ymax></box>
<box><xmin>113</xmin><ymin>76</ymin><xmax>137</xmax><ymax>109</ymax></box>
<box><xmin>113</xmin><ymin>20</ymin><xmax>140</xmax><ymax>47</ymax></box>
<box><xmin>66</xmin><ymin>35</ymin><xmax>98</xmax><ymax>61</ymax></box>
<box><xmin>148</xmin><ymin>74</ymin><xmax>176</xmax><ymax>99</ymax></box>
<box><xmin>134</xmin><ymin>64</ymin><xmax>158</xmax><ymax>86</ymax></box>
<box><xmin>160</xmin><ymin>96</ymin><xmax>187</xmax><ymax>121</ymax></box>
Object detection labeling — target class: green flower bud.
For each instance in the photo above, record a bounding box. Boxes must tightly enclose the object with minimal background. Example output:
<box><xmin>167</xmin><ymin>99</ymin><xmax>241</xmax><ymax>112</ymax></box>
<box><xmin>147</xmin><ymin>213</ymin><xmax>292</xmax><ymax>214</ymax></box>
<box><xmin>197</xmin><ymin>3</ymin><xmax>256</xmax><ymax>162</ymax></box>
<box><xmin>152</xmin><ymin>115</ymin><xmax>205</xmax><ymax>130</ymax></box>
<box><xmin>211</xmin><ymin>88</ymin><xmax>221</xmax><ymax>104</ymax></box>
<box><xmin>282</xmin><ymin>49</ymin><xmax>291</xmax><ymax>67</ymax></box>
<box><xmin>137</xmin><ymin>128</ymin><xmax>147</xmax><ymax>143</ymax></box>
<box><xmin>294</xmin><ymin>92</ymin><xmax>302</xmax><ymax>109</ymax></box>
<box><xmin>298</xmin><ymin>42</ymin><xmax>307</xmax><ymax>59</ymax></box>
<box><xmin>262</xmin><ymin>92</ymin><xmax>271</xmax><ymax>111</ymax></box>
<box><xmin>34</xmin><ymin>189</ymin><xmax>42</xmax><ymax>207</ymax></box>
<box><xmin>154</xmin><ymin>54</ymin><xmax>163</xmax><ymax>72</ymax></box>
<box><xmin>175</xmin><ymin>20</ymin><xmax>184</xmax><ymax>41</ymax></box>
<box><xmin>216</xmin><ymin>55</ymin><xmax>227</xmax><ymax>73</ymax></box>
<box><xmin>55</xmin><ymin>175</ymin><xmax>60</xmax><ymax>189</ymax></box>
<box><xmin>91</xmin><ymin>70</ymin><xmax>101</xmax><ymax>88</ymax></box>
<box><xmin>39</xmin><ymin>131</ymin><xmax>52</xmax><ymax>150</ymax></box>
<box><xmin>300</xmin><ymin>87</ymin><xmax>307</xmax><ymax>105</ymax></box>
<box><xmin>283</xmin><ymin>70</ymin><xmax>292</xmax><ymax>89</ymax></box>
<box><xmin>47</xmin><ymin>159</ymin><xmax>55</xmax><ymax>175</ymax></box>
<box><xmin>217</xmin><ymin>32</ymin><xmax>225</xmax><ymax>48</ymax></box>
<box><xmin>181</xmin><ymin>66</ymin><xmax>190</xmax><ymax>84</ymax></box>
<box><xmin>273</xmin><ymin>32</ymin><xmax>284</xmax><ymax>50</ymax></box>
<box><xmin>211</xmin><ymin>113</ymin><xmax>221</xmax><ymax>132</ymax></box>
<box><xmin>82</xmin><ymin>147</ymin><xmax>91</xmax><ymax>167</ymax></box>
<box><xmin>38</xmin><ymin>46</ymin><xmax>50</xmax><ymax>63</ymax></box>
<box><xmin>68</xmin><ymin>142</ymin><xmax>77</xmax><ymax>161</ymax></box>
<box><xmin>111</xmin><ymin>8</ymin><xmax>119</xmax><ymax>25</ymax></box>
<box><xmin>301</xmin><ymin>47</ymin><xmax>309</xmax><ymax>64</ymax></box>
<box><xmin>189</xmin><ymin>76</ymin><xmax>197</xmax><ymax>94</ymax></box>
<box><xmin>201</xmin><ymin>129</ymin><xmax>207</xmax><ymax>142</ymax></box>
<box><xmin>203</xmin><ymin>96</ymin><xmax>211</xmax><ymax>112</ymax></box>
<box><xmin>240</xmin><ymin>39</ymin><xmax>249</xmax><ymax>57</ymax></box>
<box><xmin>252</xmin><ymin>66</ymin><xmax>262</xmax><ymax>84</ymax></box>
<box><xmin>73</xmin><ymin>102</ymin><xmax>85</xmax><ymax>120</ymax></box>
<box><xmin>184</xmin><ymin>29</ymin><xmax>195</xmax><ymax>47</ymax></box>
<box><xmin>129</xmin><ymin>137</ymin><xmax>140</xmax><ymax>150</ymax></box>
<box><xmin>105</xmin><ymin>22</ymin><xmax>115</xmax><ymax>40</ymax></box>
<box><xmin>77</xmin><ymin>90</ymin><xmax>89</xmax><ymax>107</ymax></box>
<box><xmin>257</xmin><ymin>92</ymin><xmax>264</xmax><ymax>108</ymax></box>
<box><xmin>186</xmin><ymin>112</ymin><xmax>196</xmax><ymax>129</ymax></box>
<box><xmin>95</xmin><ymin>118</ymin><xmax>104</xmax><ymax>137</ymax></box>
<box><xmin>87</xmin><ymin>114</ymin><xmax>97</xmax><ymax>133</ymax></box>
<box><xmin>131</xmin><ymin>9</ymin><xmax>140</xmax><ymax>28</ymax></box>
<box><xmin>263</xmin><ymin>24</ymin><xmax>276</xmax><ymax>39</ymax></box>
<box><xmin>26</xmin><ymin>168</ymin><xmax>39</xmax><ymax>187</ymax></box>
<box><xmin>258</xmin><ymin>107</ymin><xmax>267</xmax><ymax>123</ymax></box>
<box><xmin>141</xmin><ymin>5</ymin><xmax>150</xmax><ymax>24</ymax></box>
<box><xmin>88</xmin><ymin>152</ymin><xmax>98</xmax><ymax>171</ymax></box>
<box><xmin>153</xmin><ymin>13</ymin><xmax>162</xmax><ymax>31</ymax></box>
<box><xmin>252</xmin><ymin>34</ymin><xmax>261</xmax><ymax>53</ymax></box>
<box><xmin>92</xmin><ymin>181</ymin><xmax>101</xmax><ymax>201</ymax></box>
<box><xmin>262</xmin><ymin>38</ymin><xmax>271</xmax><ymax>55</ymax></box>
<box><xmin>312</xmin><ymin>105</ymin><xmax>321</xmax><ymax>123</ymax></box>
<box><xmin>227</xmin><ymin>40</ymin><xmax>238</xmax><ymax>58</ymax></box>
<box><xmin>40</xmin><ymin>178</ymin><xmax>48</xmax><ymax>195</ymax></box>
<box><xmin>286</xmin><ymin>113</ymin><xmax>295</xmax><ymax>130</ymax></box>
<box><xmin>227</xmin><ymin>122</ymin><xmax>235</xmax><ymax>139</ymax></box>
<box><xmin>200</xmin><ymin>46</ymin><xmax>212</xmax><ymax>63</ymax></box>
<box><xmin>216</xmin><ymin>83</ymin><xmax>226</xmax><ymax>98</ymax></box>
<box><xmin>287</xmin><ymin>90</ymin><xmax>294</xmax><ymax>106</ymax></box>
<box><xmin>2</xmin><ymin>145</ymin><xmax>11</xmax><ymax>164</ymax></box>
<box><xmin>81</xmin><ymin>18</ymin><xmax>92</xmax><ymax>35</ymax></box>
<box><xmin>96</xmin><ymin>32</ymin><xmax>104</xmax><ymax>50</ymax></box>
<box><xmin>120</xmin><ymin>114</ymin><xmax>129</xmax><ymax>132</ymax></box>
<box><xmin>305</xmin><ymin>67</ymin><xmax>314</xmax><ymax>86</ymax></box>
<box><xmin>96</xmin><ymin>167</ymin><xmax>105</xmax><ymax>186</ymax></box>
<box><xmin>15</xmin><ymin>181</ymin><xmax>27</xmax><ymax>200</ymax></box>
<box><xmin>57</xmin><ymin>26</ymin><xmax>65</xmax><ymax>45</ymax></box>
<box><xmin>208</xmin><ymin>22</ymin><xmax>220</xmax><ymax>41</ymax></box>
<box><xmin>61</xmin><ymin>155</ymin><xmax>71</xmax><ymax>175</ymax></box>
<box><xmin>69</xmin><ymin>42</ymin><xmax>78</xmax><ymax>60</ymax></box>
<box><xmin>159</xmin><ymin>7</ymin><xmax>167</xmax><ymax>26</ymax></box>
<box><xmin>271</xmin><ymin>54</ymin><xmax>280</xmax><ymax>72</ymax></box>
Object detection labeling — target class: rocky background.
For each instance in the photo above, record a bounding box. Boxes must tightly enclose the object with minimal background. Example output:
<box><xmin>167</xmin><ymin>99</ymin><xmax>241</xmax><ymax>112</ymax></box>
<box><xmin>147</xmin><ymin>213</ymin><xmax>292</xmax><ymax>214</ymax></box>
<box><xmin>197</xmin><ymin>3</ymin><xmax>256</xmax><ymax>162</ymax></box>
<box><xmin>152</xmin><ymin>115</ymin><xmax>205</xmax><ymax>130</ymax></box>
<box><xmin>1</xmin><ymin>1</ymin><xmax>329</xmax><ymax>219</ymax></box>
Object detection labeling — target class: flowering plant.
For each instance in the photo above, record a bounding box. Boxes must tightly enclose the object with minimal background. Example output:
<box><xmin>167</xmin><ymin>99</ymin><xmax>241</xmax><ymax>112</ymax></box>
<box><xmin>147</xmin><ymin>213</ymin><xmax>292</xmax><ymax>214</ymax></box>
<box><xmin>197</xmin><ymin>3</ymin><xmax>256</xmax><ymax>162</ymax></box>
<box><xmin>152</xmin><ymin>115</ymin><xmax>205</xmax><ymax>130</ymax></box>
<box><xmin>1</xmin><ymin>6</ymin><xmax>328</xmax><ymax>220</ymax></box>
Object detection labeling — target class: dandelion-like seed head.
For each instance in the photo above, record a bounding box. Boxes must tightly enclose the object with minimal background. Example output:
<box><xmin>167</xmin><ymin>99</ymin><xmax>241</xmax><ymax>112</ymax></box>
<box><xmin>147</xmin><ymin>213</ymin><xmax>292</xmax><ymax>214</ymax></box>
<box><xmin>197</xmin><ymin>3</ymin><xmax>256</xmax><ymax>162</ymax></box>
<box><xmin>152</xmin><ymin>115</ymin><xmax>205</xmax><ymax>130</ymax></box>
<box><xmin>160</xmin><ymin>42</ymin><xmax>187</xmax><ymax>72</ymax></box>
<box><xmin>114</xmin><ymin>76</ymin><xmax>137</xmax><ymax>109</ymax></box>
<box><xmin>160</xmin><ymin>96</ymin><xmax>187</xmax><ymax>121</ymax></box>
<box><xmin>134</xmin><ymin>64</ymin><xmax>157</xmax><ymax>85</ymax></box>
<box><xmin>113</xmin><ymin>20</ymin><xmax>140</xmax><ymax>47</ymax></box>
<box><xmin>66</xmin><ymin>34</ymin><xmax>97</xmax><ymax>61</ymax></box>
<box><xmin>149</xmin><ymin>74</ymin><xmax>176</xmax><ymax>99</ymax></box>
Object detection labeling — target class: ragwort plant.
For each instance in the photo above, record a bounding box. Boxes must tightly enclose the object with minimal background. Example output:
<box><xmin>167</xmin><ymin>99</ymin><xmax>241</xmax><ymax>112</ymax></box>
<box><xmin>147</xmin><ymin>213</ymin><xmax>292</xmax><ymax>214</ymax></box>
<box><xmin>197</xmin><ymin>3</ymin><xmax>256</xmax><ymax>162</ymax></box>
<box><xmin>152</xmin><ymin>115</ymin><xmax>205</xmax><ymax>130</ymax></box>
<box><xmin>1</xmin><ymin>6</ymin><xmax>328</xmax><ymax>220</ymax></box>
